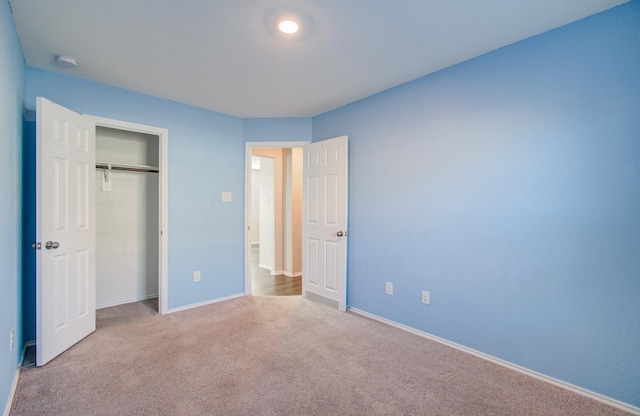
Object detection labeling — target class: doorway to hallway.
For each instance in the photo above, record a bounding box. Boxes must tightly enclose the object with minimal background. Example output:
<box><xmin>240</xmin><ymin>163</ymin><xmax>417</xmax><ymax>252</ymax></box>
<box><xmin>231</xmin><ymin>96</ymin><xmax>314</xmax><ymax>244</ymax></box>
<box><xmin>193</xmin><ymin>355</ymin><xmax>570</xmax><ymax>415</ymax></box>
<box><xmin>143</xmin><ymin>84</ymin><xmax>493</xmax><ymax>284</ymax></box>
<box><xmin>246</xmin><ymin>144</ymin><xmax>307</xmax><ymax>296</ymax></box>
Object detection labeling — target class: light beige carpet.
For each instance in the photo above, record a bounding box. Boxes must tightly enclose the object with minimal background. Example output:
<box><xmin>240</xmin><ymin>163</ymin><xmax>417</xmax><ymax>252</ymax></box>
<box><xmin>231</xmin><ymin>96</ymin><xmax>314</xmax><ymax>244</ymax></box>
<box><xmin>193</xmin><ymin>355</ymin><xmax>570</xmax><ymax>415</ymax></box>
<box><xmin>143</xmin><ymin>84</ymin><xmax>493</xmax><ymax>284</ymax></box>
<box><xmin>10</xmin><ymin>296</ymin><xmax>631</xmax><ymax>415</ymax></box>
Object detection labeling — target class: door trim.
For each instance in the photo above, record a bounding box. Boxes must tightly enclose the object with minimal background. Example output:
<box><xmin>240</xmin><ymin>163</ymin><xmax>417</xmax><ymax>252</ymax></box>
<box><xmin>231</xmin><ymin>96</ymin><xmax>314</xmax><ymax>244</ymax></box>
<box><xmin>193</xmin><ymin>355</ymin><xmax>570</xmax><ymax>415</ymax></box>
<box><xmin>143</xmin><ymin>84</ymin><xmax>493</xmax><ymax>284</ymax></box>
<box><xmin>84</xmin><ymin>115</ymin><xmax>169</xmax><ymax>314</ymax></box>
<box><xmin>244</xmin><ymin>141</ymin><xmax>309</xmax><ymax>295</ymax></box>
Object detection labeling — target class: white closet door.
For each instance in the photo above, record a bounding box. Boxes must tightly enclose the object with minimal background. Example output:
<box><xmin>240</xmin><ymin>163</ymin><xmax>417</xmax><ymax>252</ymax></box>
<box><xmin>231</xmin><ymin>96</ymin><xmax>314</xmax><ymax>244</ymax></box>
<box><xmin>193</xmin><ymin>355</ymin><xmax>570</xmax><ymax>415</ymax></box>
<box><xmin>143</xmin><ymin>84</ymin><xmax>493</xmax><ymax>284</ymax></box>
<box><xmin>36</xmin><ymin>97</ymin><xmax>96</xmax><ymax>366</ymax></box>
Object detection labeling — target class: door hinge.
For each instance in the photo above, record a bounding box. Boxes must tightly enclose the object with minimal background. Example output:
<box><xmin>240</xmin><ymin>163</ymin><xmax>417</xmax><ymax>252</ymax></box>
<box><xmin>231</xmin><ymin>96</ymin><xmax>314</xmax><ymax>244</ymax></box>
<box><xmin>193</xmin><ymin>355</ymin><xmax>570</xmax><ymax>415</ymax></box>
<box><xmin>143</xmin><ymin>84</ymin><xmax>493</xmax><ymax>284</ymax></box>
<box><xmin>32</xmin><ymin>242</ymin><xmax>42</xmax><ymax>250</ymax></box>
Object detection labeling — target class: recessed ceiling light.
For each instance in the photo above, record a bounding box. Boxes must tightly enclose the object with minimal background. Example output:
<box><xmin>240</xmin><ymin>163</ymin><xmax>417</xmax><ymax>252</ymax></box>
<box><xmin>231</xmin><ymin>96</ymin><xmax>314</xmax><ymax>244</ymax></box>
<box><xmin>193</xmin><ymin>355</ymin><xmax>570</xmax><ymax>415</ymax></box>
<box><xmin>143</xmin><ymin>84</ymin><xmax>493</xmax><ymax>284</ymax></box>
<box><xmin>278</xmin><ymin>19</ymin><xmax>299</xmax><ymax>34</ymax></box>
<box><xmin>55</xmin><ymin>55</ymin><xmax>78</xmax><ymax>68</ymax></box>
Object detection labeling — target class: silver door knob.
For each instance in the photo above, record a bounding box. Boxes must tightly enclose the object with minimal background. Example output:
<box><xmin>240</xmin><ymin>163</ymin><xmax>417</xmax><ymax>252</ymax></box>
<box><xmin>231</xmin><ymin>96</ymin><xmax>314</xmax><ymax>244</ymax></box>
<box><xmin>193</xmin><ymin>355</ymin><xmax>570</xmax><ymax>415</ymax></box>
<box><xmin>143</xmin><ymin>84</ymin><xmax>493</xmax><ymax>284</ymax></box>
<box><xmin>336</xmin><ymin>231</ymin><xmax>344</xmax><ymax>237</ymax></box>
<box><xmin>45</xmin><ymin>241</ymin><xmax>60</xmax><ymax>250</ymax></box>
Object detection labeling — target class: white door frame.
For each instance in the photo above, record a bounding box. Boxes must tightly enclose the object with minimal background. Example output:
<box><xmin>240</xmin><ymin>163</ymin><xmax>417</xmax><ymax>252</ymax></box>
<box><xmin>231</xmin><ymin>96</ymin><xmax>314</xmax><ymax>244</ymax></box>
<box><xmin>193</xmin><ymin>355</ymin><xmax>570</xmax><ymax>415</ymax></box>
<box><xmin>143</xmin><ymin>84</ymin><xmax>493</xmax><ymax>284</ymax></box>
<box><xmin>244</xmin><ymin>141</ymin><xmax>309</xmax><ymax>295</ymax></box>
<box><xmin>85</xmin><ymin>115</ymin><xmax>169</xmax><ymax>314</ymax></box>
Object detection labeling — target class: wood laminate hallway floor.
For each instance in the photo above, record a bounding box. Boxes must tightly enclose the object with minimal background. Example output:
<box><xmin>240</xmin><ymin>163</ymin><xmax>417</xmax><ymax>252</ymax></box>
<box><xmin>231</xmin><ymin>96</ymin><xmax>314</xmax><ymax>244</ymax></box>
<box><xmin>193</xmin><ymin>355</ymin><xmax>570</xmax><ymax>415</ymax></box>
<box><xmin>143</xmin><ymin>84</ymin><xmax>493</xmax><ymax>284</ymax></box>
<box><xmin>251</xmin><ymin>247</ymin><xmax>302</xmax><ymax>296</ymax></box>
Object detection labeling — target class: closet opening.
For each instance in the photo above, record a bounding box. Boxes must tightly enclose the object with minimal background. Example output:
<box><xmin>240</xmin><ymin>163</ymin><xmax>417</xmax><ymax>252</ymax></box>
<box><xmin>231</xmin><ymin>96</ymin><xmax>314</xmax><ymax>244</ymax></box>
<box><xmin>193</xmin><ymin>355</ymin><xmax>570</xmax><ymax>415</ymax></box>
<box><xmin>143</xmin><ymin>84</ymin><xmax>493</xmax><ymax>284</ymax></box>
<box><xmin>89</xmin><ymin>117</ymin><xmax>168</xmax><ymax>314</ymax></box>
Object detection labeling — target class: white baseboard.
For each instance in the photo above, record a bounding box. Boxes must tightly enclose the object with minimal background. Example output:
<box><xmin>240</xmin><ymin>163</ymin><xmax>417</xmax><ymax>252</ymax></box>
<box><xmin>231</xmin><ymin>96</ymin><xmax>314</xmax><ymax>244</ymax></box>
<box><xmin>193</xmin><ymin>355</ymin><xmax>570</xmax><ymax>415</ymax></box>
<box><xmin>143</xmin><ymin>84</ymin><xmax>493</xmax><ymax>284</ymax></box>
<box><xmin>266</xmin><ymin>269</ymin><xmax>301</xmax><ymax>277</ymax></box>
<box><xmin>96</xmin><ymin>293</ymin><xmax>159</xmax><ymax>310</ymax></box>
<box><xmin>258</xmin><ymin>263</ymin><xmax>272</xmax><ymax>271</ymax></box>
<box><xmin>3</xmin><ymin>340</ymin><xmax>38</xmax><ymax>415</ymax></box>
<box><xmin>166</xmin><ymin>293</ymin><xmax>245</xmax><ymax>314</ymax></box>
<box><xmin>3</xmin><ymin>369</ymin><xmax>20</xmax><ymax>416</ymax></box>
<box><xmin>348</xmin><ymin>307</ymin><xmax>640</xmax><ymax>416</ymax></box>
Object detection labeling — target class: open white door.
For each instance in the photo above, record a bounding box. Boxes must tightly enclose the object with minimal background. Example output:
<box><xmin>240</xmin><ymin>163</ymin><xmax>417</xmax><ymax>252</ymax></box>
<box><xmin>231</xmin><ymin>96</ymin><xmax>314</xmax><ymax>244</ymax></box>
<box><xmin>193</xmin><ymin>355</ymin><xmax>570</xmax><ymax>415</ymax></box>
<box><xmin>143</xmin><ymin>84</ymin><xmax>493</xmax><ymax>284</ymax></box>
<box><xmin>302</xmin><ymin>136</ymin><xmax>348</xmax><ymax>311</ymax></box>
<box><xmin>36</xmin><ymin>97</ymin><xmax>96</xmax><ymax>366</ymax></box>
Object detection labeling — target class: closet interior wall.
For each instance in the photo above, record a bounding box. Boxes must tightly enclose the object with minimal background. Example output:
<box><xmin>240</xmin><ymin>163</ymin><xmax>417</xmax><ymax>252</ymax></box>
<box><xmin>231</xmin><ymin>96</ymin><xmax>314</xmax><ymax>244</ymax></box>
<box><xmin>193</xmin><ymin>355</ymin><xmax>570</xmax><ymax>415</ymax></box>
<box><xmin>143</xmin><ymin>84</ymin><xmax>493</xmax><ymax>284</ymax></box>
<box><xmin>95</xmin><ymin>126</ymin><xmax>159</xmax><ymax>309</ymax></box>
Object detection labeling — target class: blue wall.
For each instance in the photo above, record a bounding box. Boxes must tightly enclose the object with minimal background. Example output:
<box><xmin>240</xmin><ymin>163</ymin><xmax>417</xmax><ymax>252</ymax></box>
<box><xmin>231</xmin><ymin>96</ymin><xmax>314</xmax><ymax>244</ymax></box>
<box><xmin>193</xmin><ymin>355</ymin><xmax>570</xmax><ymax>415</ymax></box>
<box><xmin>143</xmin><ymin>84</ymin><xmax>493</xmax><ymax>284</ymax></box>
<box><xmin>24</xmin><ymin>67</ymin><xmax>247</xmax><ymax>313</ymax></box>
<box><xmin>243</xmin><ymin>118</ymin><xmax>312</xmax><ymax>142</ymax></box>
<box><xmin>0</xmin><ymin>0</ymin><xmax>24</xmax><ymax>411</ymax></box>
<box><xmin>313</xmin><ymin>2</ymin><xmax>640</xmax><ymax>406</ymax></box>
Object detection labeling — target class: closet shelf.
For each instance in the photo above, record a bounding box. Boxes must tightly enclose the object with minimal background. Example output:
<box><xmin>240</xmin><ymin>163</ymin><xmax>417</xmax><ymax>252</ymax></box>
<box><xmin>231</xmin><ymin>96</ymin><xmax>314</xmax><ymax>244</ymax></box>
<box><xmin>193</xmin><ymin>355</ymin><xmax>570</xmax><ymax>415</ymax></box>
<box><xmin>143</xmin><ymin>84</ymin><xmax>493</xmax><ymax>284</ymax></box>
<box><xmin>96</xmin><ymin>162</ymin><xmax>159</xmax><ymax>173</ymax></box>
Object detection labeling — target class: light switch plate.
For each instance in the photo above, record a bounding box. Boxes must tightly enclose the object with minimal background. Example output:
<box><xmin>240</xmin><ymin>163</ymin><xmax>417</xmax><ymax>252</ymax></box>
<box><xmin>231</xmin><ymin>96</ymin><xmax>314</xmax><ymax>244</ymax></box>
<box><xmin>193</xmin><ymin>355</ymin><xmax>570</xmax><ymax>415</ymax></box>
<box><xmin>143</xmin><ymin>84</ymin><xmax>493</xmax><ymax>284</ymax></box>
<box><xmin>222</xmin><ymin>192</ymin><xmax>232</xmax><ymax>202</ymax></box>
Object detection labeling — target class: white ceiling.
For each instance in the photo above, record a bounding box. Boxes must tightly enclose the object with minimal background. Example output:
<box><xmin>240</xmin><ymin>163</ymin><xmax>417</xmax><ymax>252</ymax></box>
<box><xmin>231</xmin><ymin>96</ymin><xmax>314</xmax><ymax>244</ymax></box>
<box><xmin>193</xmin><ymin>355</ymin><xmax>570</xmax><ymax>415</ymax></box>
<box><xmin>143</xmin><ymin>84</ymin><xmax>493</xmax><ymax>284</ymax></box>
<box><xmin>10</xmin><ymin>0</ymin><xmax>627</xmax><ymax>118</ymax></box>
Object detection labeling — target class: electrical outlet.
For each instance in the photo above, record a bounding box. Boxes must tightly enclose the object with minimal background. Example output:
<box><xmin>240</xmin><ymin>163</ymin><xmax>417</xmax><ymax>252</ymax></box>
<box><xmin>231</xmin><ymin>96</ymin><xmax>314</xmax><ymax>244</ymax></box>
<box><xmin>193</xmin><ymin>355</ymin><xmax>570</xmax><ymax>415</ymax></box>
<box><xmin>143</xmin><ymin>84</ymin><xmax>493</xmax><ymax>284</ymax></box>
<box><xmin>193</xmin><ymin>271</ymin><xmax>201</xmax><ymax>282</ymax></box>
<box><xmin>422</xmin><ymin>290</ymin><xmax>430</xmax><ymax>305</ymax></box>
<box><xmin>9</xmin><ymin>328</ymin><xmax>14</xmax><ymax>352</ymax></box>
<box><xmin>385</xmin><ymin>282</ymin><xmax>393</xmax><ymax>295</ymax></box>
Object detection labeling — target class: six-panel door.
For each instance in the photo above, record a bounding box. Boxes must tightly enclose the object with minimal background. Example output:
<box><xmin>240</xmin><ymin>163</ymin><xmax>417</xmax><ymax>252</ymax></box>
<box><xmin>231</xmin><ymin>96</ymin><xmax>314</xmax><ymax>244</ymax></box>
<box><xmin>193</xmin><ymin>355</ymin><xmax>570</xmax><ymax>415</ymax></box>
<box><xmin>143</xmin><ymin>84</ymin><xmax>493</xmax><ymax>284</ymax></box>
<box><xmin>37</xmin><ymin>97</ymin><xmax>96</xmax><ymax>366</ymax></box>
<box><xmin>302</xmin><ymin>136</ymin><xmax>348</xmax><ymax>311</ymax></box>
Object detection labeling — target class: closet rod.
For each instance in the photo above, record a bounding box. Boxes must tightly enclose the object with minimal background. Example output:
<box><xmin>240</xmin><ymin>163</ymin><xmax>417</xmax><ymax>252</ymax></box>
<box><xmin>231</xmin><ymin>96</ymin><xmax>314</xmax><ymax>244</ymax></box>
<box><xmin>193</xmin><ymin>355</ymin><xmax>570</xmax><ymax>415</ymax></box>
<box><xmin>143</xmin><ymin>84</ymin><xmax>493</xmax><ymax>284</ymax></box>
<box><xmin>96</xmin><ymin>162</ymin><xmax>159</xmax><ymax>173</ymax></box>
